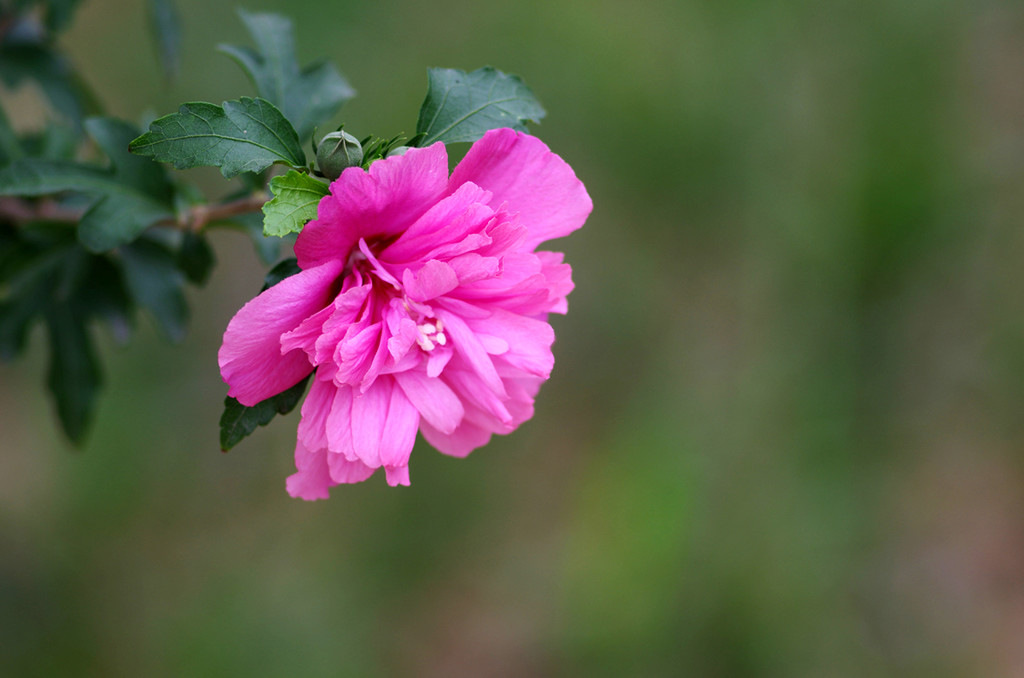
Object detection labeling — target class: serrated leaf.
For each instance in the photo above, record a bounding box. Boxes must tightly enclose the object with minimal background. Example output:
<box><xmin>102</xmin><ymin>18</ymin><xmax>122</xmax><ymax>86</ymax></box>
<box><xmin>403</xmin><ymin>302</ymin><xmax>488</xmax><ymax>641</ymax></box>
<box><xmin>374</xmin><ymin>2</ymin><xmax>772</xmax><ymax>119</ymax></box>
<box><xmin>218</xmin><ymin>10</ymin><xmax>355</xmax><ymax>139</ymax></box>
<box><xmin>44</xmin><ymin>302</ymin><xmax>101</xmax><ymax>445</ymax></box>
<box><xmin>128</xmin><ymin>97</ymin><xmax>305</xmax><ymax>177</ymax></box>
<box><xmin>416</xmin><ymin>67</ymin><xmax>546</xmax><ymax>146</ymax></box>
<box><xmin>219</xmin><ymin>375</ymin><xmax>310</xmax><ymax>451</ymax></box>
<box><xmin>262</xmin><ymin>170</ymin><xmax>328</xmax><ymax>237</ymax></box>
<box><xmin>147</xmin><ymin>0</ymin><xmax>182</xmax><ymax>80</ymax></box>
<box><xmin>0</xmin><ymin>157</ymin><xmax>174</xmax><ymax>252</ymax></box>
<box><xmin>119</xmin><ymin>238</ymin><xmax>188</xmax><ymax>341</ymax></box>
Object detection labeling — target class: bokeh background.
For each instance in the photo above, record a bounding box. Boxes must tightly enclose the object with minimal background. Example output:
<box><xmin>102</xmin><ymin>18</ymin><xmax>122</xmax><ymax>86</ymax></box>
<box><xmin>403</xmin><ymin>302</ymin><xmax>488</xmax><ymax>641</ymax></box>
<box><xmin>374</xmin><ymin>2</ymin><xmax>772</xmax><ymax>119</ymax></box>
<box><xmin>3</xmin><ymin>0</ymin><xmax>1024</xmax><ymax>675</ymax></box>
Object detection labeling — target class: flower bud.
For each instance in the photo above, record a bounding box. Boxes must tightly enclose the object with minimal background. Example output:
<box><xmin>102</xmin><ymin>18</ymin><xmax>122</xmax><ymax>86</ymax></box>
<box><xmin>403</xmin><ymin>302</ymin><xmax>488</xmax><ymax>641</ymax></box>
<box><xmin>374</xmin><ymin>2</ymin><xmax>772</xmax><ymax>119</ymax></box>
<box><xmin>316</xmin><ymin>131</ymin><xmax>363</xmax><ymax>180</ymax></box>
<box><xmin>387</xmin><ymin>146</ymin><xmax>411</xmax><ymax>157</ymax></box>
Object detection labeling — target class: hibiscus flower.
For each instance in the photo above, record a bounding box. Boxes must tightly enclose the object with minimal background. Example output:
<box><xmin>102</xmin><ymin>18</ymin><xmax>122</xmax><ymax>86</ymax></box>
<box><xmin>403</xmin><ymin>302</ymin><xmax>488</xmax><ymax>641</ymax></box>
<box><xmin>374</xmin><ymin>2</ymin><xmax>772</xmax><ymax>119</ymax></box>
<box><xmin>218</xmin><ymin>128</ymin><xmax>592</xmax><ymax>499</ymax></box>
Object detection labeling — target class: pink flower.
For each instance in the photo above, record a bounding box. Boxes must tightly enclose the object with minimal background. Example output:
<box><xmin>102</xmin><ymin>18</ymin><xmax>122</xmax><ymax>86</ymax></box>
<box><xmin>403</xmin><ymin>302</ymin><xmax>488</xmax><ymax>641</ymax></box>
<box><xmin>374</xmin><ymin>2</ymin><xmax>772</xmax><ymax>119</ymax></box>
<box><xmin>218</xmin><ymin>128</ymin><xmax>591</xmax><ymax>499</ymax></box>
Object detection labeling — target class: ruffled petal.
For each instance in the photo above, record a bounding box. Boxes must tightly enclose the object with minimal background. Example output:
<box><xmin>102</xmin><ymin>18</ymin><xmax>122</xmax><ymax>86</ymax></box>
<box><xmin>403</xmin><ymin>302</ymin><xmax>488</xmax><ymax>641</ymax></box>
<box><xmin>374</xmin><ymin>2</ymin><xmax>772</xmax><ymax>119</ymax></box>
<box><xmin>295</xmin><ymin>143</ymin><xmax>450</xmax><ymax>269</ymax></box>
<box><xmin>449</xmin><ymin>128</ymin><xmax>592</xmax><ymax>252</ymax></box>
<box><xmin>219</xmin><ymin>259</ymin><xmax>343</xmax><ymax>406</ymax></box>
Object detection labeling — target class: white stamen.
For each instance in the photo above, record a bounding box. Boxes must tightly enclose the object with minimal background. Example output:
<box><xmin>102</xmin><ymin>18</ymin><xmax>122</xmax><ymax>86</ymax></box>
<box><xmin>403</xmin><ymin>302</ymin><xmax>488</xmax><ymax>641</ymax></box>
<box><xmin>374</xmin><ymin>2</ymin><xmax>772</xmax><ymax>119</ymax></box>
<box><xmin>436</xmin><ymin>332</ymin><xmax>447</xmax><ymax>346</ymax></box>
<box><xmin>418</xmin><ymin>323</ymin><xmax>437</xmax><ymax>335</ymax></box>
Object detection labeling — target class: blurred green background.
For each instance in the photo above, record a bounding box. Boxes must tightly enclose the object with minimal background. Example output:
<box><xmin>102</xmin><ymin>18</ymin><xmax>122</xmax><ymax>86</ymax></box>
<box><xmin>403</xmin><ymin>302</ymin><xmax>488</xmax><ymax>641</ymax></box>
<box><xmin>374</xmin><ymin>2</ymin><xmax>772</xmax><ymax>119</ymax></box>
<box><xmin>3</xmin><ymin>0</ymin><xmax>1024</xmax><ymax>675</ymax></box>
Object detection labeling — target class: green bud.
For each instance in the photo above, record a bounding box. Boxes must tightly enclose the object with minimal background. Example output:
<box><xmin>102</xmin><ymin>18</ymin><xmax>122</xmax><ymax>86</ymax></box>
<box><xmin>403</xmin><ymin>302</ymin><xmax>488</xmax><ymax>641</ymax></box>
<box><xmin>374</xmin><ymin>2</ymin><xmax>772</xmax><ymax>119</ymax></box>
<box><xmin>316</xmin><ymin>130</ymin><xmax>363</xmax><ymax>180</ymax></box>
<box><xmin>387</xmin><ymin>146</ymin><xmax>411</xmax><ymax>157</ymax></box>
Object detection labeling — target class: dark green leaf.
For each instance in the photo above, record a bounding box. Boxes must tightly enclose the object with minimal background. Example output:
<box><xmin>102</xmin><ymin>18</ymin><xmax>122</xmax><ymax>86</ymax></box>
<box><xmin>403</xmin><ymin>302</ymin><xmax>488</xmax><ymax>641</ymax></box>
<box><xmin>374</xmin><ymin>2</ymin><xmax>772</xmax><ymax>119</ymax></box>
<box><xmin>219</xmin><ymin>374</ymin><xmax>310</xmax><ymax>451</ymax></box>
<box><xmin>416</xmin><ymin>67</ymin><xmax>546</xmax><ymax>145</ymax></box>
<box><xmin>44</xmin><ymin>302</ymin><xmax>101</xmax><ymax>445</ymax></box>
<box><xmin>147</xmin><ymin>0</ymin><xmax>182</xmax><ymax>80</ymax></box>
<box><xmin>128</xmin><ymin>97</ymin><xmax>306</xmax><ymax>177</ymax></box>
<box><xmin>176</xmin><ymin>231</ymin><xmax>215</xmax><ymax>286</ymax></box>
<box><xmin>119</xmin><ymin>238</ymin><xmax>188</xmax><ymax>341</ymax></box>
<box><xmin>218</xmin><ymin>10</ymin><xmax>355</xmax><ymax>139</ymax></box>
<box><xmin>262</xmin><ymin>257</ymin><xmax>301</xmax><ymax>290</ymax></box>
<box><xmin>0</xmin><ymin>157</ymin><xmax>174</xmax><ymax>252</ymax></box>
<box><xmin>262</xmin><ymin>170</ymin><xmax>328</xmax><ymax>237</ymax></box>
<box><xmin>73</xmin><ymin>254</ymin><xmax>134</xmax><ymax>343</ymax></box>
<box><xmin>0</xmin><ymin>265</ymin><xmax>54</xmax><ymax>360</ymax></box>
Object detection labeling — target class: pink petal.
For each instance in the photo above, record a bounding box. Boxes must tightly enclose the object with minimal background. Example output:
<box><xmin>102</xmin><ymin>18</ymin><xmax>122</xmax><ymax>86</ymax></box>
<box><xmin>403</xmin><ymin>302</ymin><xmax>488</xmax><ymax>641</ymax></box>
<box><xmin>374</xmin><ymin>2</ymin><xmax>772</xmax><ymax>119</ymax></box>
<box><xmin>468</xmin><ymin>309</ymin><xmax>554</xmax><ymax>379</ymax></box>
<box><xmin>325</xmin><ymin>384</ymin><xmax>355</xmax><ymax>459</ymax></box>
<box><xmin>286</xmin><ymin>444</ymin><xmax>332</xmax><ymax>500</ymax></box>
<box><xmin>420</xmin><ymin>419</ymin><xmax>493</xmax><ymax>458</ymax></box>
<box><xmin>435</xmin><ymin>309</ymin><xmax>505</xmax><ymax>397</ymax></box>
<box><xmin>350</xmin><ymin>381</ymin><xmax>390</xmax><ymax>467</ymax></box>
<box><xmin>382</xmin><ymin>182</ymin><xmax>494</xmax><ymax>263</ymax></box>
<box><xmin>449</xmin><ymin>129</ymin><xmax>592</xmax><ymax>252</ymax></box>
<box><xmin>295</xmin><ymin>143</ymin><xmax>450</xmax><ymax>269</ymax></box>
<box><xmin>219</xmin><ymin>259</ymin><xmax>343</xmax><ymax>406</ymax></box>
<box><xmin>380</xmin><ymin>385</ymin><xmax>419</xmax><ymax>486</ymax></box>
<box><xmin>327</xmin><ymin>454</ymin><xmax>377</xmax><ymax>484</ymax></box>
<box><xmin>393</xmin><ymin>370</ymin><xmax>465</xmax><ymax>434</ymax></box>
<box><xmin>296</xmin><ymin>376</ymin><xmax>335</xmax><ymax>453</ymax></box>
<box><xmin>384</xmin><ymin>465</ymin><xmax>410</xmax><ymax>486</ymax></box>
<box><xmin>401</xmin><ymin>260</ymin><xmax>459</xmax><ymax>302</ymax></box>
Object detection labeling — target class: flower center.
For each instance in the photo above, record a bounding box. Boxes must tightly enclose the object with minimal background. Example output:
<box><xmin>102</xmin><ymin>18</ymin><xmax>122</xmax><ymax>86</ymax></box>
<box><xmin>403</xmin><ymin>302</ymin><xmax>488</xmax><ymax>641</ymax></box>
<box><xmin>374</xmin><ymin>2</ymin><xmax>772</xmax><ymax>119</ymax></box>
<box><xmin>415</xmin><ymin>318</ymin><xmax>447</xmax><ymax>352</ymax></box>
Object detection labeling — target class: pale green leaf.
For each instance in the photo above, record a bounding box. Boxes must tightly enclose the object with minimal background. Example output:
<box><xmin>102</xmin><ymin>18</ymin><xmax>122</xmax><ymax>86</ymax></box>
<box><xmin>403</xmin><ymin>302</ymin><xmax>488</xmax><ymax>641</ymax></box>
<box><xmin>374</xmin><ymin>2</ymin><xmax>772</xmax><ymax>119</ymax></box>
<box><xmin>262</xmin><ymin>170</ymin><xmax>328</xmax><ymax>237</ymax></box>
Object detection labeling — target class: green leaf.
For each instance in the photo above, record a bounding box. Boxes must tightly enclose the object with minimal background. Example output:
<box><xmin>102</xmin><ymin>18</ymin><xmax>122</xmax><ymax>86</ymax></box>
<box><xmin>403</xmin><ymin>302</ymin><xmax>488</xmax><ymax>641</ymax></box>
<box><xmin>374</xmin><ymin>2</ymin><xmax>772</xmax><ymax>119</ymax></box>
<box><xmin>176</xmin><ymin>231</ymin><xmax>215</xmax><ymax>286</ymax></box>
<box><xmin>147</xmin><ymin>0</ymin><xmax>182</xmax><ymax>80</ymax></box>
<box><xmin>0</xmin><ymin>157</ymin><xmax>174</xmax><ymax>252</ymax></box>
<box><xmin>262</xmin><ymin>170</ymin><xmax>328</xmax><ymax>237</ymax></box>
<box><xmin>0</xmin><ymin>257</ymin><xmax>58</xmax><ymax>360</ymax></box>
<box><xmin>74</xmin><ymin>254</ymin><xmax>134</xmax><ymax>343</ymax></box>
<box><xmin>219</xmin><ymin>375</ymin><xmax>310</xmax><ymax>451</ymax></box>
<box><xmin>128</xmin><ymin>97</ymin><xmax>306</xmax><ymax>177</ymax></box>
<box><xmin>415</xmin><ymin>67</ymin><xmax>546</xmax><ymax>146</ymax></box>
<box><xmin>119</xmin><ymin>238</ymin><xmax>188</xmax><ymax>341</ymax></box>
<box><xmin>218</xmin><ymin>10</ymin><xmax>355</xmax><ymax>139</ymax></box>
<box><xmin>44</xmin><ymin>302</ymin><xmax>102</xmax><ymax>445</ymax></box>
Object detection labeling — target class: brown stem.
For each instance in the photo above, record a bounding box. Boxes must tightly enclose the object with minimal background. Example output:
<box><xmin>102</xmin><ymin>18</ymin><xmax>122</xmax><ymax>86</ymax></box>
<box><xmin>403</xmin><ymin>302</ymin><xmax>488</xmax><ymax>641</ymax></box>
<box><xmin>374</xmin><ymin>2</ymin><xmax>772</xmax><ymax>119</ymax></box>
<box><xmin>0</xmin><ymin>193</ymin><xmax>269</xmax><ymax>233</ymax></box>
